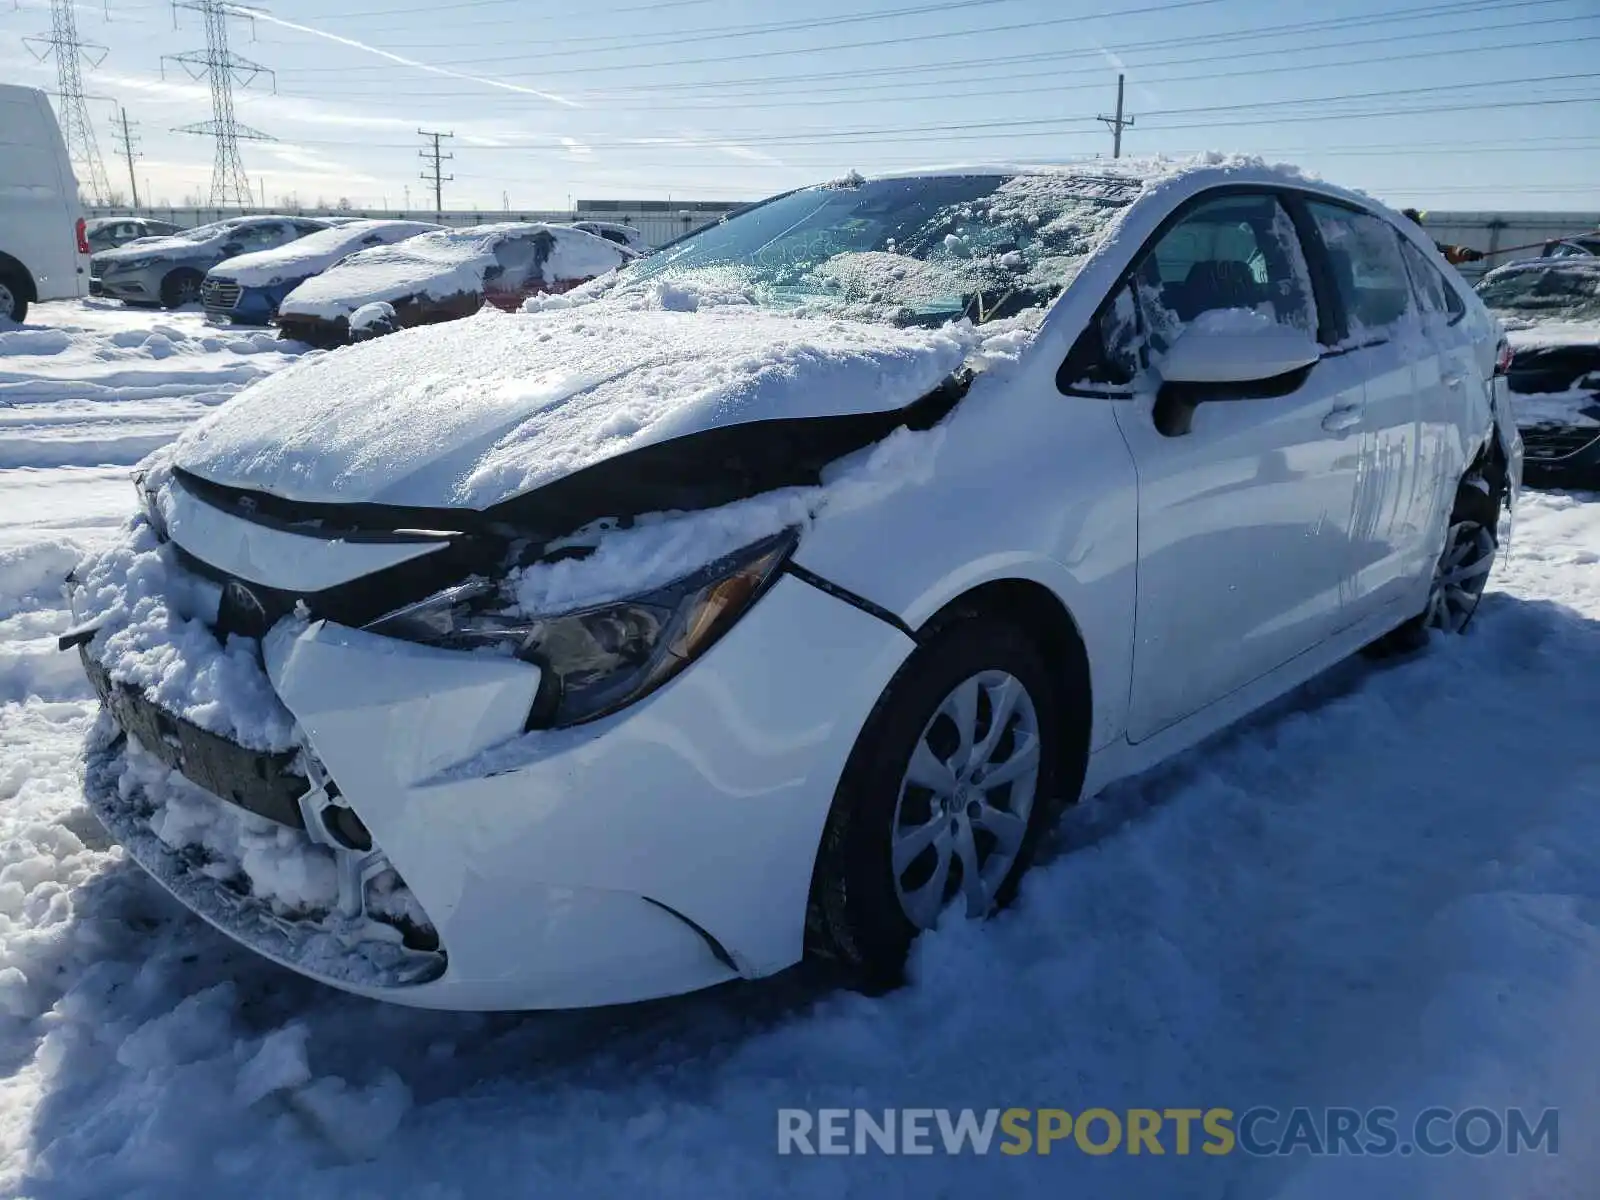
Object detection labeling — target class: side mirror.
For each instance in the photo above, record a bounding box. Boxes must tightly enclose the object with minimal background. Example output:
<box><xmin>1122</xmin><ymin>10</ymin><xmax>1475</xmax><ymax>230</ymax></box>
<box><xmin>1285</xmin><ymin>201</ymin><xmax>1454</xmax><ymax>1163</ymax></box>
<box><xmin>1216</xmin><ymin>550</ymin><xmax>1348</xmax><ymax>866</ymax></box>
<box><xmin>222</xmin><ymin>243</ymin><xmax>243</xmax><ymax>256</ymax></box>
<box><xmin>1153</xmin><ymin>318</ymin><xmax>1321</xmax><ymax>437</ymax></box>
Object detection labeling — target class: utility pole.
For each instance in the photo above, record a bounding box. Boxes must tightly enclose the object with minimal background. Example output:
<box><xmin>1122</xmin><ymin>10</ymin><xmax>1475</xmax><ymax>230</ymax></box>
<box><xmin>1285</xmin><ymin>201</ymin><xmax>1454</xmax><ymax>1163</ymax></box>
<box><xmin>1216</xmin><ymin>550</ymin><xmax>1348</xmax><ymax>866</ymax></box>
<box><xmin>418</xmin><ymin>129</ymin><xmax>453</xmax><ymax>220</ymax></box>
<box><xmin>111</xmin><ymin>105</ymin><xmax>141</xmax><ymax>207</ymax></box>
<box><xmin>25</xmin><ymin>0</ymin><xmax>114</xmax><ymax>204</ymax></box>
<box><xmin>1097</xmin><ymin>73</ymin><xmax>1135</xmax><ymax>159</ymax></box>
<box><xmin>163</xmin><ymin>0</ymin><xmax>274</xmax><ymax>207</ymax></box>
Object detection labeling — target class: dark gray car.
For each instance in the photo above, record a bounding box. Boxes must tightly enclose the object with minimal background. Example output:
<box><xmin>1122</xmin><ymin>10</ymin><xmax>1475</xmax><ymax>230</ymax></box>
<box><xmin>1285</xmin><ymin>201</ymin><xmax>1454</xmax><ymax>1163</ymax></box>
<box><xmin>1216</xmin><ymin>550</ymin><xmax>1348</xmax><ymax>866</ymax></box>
<box><xmin>92</xmin><ymin>216</ymin><xmax>331</xmax><ymax>308</ymax></box>
<box><xmin>84</xmin><ymin>217</ymin><xmax>182</xmax><ymax>256</ymax></box>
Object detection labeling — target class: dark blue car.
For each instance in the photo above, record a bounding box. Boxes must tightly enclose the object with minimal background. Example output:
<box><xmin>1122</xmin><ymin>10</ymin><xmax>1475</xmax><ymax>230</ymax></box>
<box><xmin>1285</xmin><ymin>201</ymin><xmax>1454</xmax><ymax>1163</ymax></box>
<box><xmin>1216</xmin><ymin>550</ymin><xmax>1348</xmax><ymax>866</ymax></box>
<box><xmin>202</xmin><ymin>219</ymin><xmax>440</xmax><ymax>325</ymax></box>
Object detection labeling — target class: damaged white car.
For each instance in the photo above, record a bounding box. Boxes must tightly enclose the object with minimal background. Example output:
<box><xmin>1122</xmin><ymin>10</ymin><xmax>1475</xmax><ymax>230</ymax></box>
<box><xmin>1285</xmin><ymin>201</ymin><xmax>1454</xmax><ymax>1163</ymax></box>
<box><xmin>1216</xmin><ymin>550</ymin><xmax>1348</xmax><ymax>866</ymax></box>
<box><xmin>65</xmin><ymin>159</ymin><xmax>1521</xmax><ymax>1010</ymax></box>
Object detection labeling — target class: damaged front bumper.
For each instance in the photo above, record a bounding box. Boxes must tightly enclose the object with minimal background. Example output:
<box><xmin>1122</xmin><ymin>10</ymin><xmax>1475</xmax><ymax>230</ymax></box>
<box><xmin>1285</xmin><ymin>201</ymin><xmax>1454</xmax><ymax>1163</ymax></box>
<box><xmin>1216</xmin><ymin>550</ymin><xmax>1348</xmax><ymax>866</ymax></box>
<box><xmin>71</xmin><ymin>551</ymin><xmax>914</xmax><ymax>1010</ymax></box>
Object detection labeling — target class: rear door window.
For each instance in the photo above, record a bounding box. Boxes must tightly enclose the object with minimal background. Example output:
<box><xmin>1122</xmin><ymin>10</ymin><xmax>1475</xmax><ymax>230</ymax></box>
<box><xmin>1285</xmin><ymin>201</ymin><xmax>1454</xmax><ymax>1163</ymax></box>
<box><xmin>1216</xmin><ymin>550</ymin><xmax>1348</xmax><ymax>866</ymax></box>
<box><xmin>1306</xmin><ymin>203</ymin><xmax>1418</xmax><ymax>341</ymax></box>
<box><xmin>1398</xmin><ymin>237</ymin><xmax>1466</xmax><ymax>327</ymax></box>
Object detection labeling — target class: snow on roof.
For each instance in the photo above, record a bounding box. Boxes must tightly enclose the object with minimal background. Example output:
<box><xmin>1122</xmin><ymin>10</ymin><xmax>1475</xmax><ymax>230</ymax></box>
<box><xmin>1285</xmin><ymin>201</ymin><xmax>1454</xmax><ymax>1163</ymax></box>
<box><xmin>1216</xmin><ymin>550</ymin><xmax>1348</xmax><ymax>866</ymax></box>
<box><xmin>212</xmin><ymin>220</ymin><xmax>442</xmax><ymax>288</ymax></box>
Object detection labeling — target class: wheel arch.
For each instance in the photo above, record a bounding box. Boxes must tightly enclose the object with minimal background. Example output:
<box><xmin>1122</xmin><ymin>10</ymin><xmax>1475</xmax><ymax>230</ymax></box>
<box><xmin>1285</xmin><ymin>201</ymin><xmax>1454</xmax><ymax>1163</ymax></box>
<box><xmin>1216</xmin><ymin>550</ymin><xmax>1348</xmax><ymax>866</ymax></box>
<box><xmin>915</xmin><ymin>577</ymin><xmax>1094</xmax><ymax>753</ymax></box>
<box><xmin>0</xmin><ymin>252</ymin><xmax>38</xmax><ymax>302</ymax></box>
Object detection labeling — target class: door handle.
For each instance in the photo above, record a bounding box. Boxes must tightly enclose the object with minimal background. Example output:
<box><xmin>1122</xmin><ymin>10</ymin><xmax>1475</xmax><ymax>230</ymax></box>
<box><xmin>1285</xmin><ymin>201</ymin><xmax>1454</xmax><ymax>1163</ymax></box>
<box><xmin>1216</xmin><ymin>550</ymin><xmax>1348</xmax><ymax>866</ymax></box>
<box><xmin>1322</xmin><ymin>405</ymin><xmax>1363</xmax><ymax>433</ymax></box>
<box><xmin>1442</xmin><ymin>371</ymin><xmax>1466</xmax><ymax>388</ymax></box>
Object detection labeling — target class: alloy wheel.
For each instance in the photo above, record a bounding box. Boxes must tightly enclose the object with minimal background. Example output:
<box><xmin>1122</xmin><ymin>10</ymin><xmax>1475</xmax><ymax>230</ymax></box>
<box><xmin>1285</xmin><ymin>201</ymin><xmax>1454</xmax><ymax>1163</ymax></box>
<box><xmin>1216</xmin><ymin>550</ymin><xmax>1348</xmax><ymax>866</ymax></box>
<box><xmin>891</xmin><ymin>670</ymin><xmax>1041</xmax><ymax>929</ymax></box>
<box><xmin>1423</xmin><ymin>518</ymin><xmax>1496</xmax><ymax>633</ymax></box>
<box><xmin>0</xmin><ymin>280</ymin><xmax>16</xmax><ymax>321</ymax></box>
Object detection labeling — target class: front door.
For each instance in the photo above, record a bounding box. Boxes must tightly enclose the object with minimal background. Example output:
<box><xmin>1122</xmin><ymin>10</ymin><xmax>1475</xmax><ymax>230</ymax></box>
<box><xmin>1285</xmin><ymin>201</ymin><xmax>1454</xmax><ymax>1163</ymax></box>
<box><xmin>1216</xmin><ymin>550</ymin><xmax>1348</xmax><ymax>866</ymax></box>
<box><xmin>1112</xmin><ymin>191</ymin><xmax>1362</xmax><ymax>742</ymax></box>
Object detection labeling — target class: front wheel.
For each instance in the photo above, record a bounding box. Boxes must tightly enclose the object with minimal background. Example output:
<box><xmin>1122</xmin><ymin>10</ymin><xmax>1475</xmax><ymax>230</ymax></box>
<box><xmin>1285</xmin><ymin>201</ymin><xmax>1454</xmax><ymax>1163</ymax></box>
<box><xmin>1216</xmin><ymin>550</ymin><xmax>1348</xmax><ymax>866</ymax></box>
<box><xmin>807</xmin><ymin>615</ymin><xmax>1077</xmax><ymax>986</ymax></box>
<box><xmin>0</xmin><ymin>271</ymin><xmax>27</xmax><ymax>323</ymax></box>
<box><xmin>159</xmin><ymin>268</ymin><xmax>202</xmax><ymax>309</ymax></box>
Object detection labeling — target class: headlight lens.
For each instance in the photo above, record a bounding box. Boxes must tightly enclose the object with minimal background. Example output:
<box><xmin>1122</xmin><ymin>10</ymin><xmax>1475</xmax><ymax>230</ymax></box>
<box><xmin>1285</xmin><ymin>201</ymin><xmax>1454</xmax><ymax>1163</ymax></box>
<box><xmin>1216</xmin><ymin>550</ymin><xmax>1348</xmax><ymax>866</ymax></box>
<box><xmin>112</xmin><ymin>256</ymin><xmax>159</xmax><ymax>271</ymax></box>
<box><xmin>364</xmin><ymin>528</ymin><xmax>798</xmax><ymax>728</ymax></box>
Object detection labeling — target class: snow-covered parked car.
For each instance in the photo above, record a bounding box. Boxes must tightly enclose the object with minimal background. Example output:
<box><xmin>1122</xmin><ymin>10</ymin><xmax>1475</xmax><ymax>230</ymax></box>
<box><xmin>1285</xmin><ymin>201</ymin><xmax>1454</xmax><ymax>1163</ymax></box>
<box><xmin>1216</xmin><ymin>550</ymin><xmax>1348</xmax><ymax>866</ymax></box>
<box><xmin>64</xmin><ymin>159</ymin><xmax>1520</xmax><ymax>1011</ymax></box>
<box><xmin>273</xmin><ymin>222</ymin><xmax>637</xmax><ymax>347</ymax></box>
<box><xmin>1476</xmin><ymin>256</ymin><xmax>1600</xmax><ymax>488</ymax></box>
<box><xmin>91</xmin><ymin>216</ymin><xmax>334</xmax><ymax>308</ymax></box>
<box><xmin>201</xmin><ymin>219</ymin><xmax>442</xmax><ymax>326</ymax></box>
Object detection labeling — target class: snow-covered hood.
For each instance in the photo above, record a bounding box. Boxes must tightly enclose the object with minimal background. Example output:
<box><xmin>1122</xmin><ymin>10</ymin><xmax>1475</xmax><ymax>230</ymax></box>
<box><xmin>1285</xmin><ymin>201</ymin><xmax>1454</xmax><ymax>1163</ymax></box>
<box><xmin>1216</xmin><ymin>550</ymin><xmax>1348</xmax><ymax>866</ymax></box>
<box><xmin>172</xmin><ymin>303</ymin><xmax>975</xmax><ymax>512</ymax></box>
<box><xmin>211</xmin><ymin>221</ymin><xmax>440</xmax><ymax>289</ymax></box>
<box><xmin>96</xmin><ymin>233</ymin><xmax>222</xmax><ymax>264</ymax></box>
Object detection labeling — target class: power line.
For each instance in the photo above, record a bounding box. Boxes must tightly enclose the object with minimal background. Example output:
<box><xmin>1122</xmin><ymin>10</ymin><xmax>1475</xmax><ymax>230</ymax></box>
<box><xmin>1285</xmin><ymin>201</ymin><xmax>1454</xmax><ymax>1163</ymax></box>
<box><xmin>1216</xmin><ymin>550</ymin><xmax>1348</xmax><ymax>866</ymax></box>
<box><xmin>162</xmin><ymin>0</ymin><xmax>275</xmax><ymax>206</ymax></box>
<box><xmin>280</xmin><ymin>16</ymin><xmax>1600</xmax><ymax>111</ymax></box>
<box><xmin>419</xmin><ymin>128</ymin><xmax>454</xmax><ymax>219</ymax></box>
<box><xmin>23</xmin><ymin>0</ymin><xmax>114</xmax><ymax>205</ymax></box>
<box><xmin>111</xmin><ymin>105</ymin><xmax>142</xmax><ymax>207</ymax></box>
<box><xmin>277</xmin><ymin>0</ymin><xmax>1233</xmax><ymax>74</ymax></box>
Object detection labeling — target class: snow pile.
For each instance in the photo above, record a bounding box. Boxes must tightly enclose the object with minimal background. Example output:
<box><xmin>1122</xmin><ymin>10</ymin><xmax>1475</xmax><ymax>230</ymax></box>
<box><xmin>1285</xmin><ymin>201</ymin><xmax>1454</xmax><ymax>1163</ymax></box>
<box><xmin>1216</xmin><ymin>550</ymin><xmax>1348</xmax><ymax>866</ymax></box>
<box><xmin>69</xmin><ymin>514</ymin><xmax>299</xmax><ymax>751</ymax></box>
<box><xmin>0</xmin><ymin>304</ymin><xmax>307</xmax><ymax>470</ymax></box>
<box><xmin>212</xmin><ymin>221</ymin><xmax>440</xmax><ymax>288</ymax></box>
<box><xmin>131</xmin><ymin>739</ymin><xmax>338</xmax><ymax>914</ymax></box>
<box><xmin>277</xmin><ymin>223</ymin><xmax>629</xmax><ymax>322</ymax></box>
<box><xmin>173</xmin><ymin>304</ymin><xmax>976</xmax><ymax>509</ymax></box>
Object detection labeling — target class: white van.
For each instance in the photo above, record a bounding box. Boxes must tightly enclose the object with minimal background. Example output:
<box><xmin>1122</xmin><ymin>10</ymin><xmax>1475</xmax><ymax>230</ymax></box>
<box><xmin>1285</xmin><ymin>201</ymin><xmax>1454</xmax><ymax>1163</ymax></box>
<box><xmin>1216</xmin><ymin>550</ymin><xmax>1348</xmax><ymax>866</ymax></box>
<box><xmin>0</xmin><ymin>84</ymin><xmax>89</xmax><ymax>322</ymax></box>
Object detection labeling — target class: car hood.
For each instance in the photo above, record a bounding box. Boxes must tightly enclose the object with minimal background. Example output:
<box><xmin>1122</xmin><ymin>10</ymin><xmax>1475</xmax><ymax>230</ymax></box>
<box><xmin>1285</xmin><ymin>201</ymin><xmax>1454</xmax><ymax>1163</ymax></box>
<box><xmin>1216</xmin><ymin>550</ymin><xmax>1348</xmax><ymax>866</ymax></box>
<box><xmin>95</xmin><ymin>235</ymin><xmax>215</xmax><ymax>264</ymax></box>
<box><xmin>1500</xmin><ymin>315</ymin><xmax>1600</xmax><ymax>351</ymax></box>
<box><xmin>172</xmin><ymin>303</ymin><xmax>974</xmax><ymax>514</ymax></box>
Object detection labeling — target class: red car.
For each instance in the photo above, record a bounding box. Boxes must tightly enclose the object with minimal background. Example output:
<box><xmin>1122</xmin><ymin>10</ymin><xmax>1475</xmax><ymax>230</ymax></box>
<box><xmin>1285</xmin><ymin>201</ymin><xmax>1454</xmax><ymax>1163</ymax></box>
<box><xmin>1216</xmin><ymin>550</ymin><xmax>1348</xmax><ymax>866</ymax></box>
<box><xmin>274</xmin><ymin>222</ymin><xmax>637</xmax><ymax>347</ymax></box>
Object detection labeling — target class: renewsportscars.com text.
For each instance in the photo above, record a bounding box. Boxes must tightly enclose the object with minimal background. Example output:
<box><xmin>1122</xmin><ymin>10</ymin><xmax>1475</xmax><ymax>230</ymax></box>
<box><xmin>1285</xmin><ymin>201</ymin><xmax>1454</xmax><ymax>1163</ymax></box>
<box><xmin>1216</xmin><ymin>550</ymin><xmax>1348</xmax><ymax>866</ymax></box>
<box><xmin>777</xmin><ymin>1106</ymin><xmax>1559</xmax><ymax>1157</ymax></box>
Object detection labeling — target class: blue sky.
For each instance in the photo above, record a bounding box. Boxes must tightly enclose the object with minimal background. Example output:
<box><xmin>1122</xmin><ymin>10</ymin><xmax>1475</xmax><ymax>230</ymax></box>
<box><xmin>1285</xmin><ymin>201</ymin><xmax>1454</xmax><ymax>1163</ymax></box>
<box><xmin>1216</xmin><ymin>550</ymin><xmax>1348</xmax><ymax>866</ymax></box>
<box><xmin>2</xmin><ymin>0</ymin><xmax>1597</xmax><ymax>211</ymax></box>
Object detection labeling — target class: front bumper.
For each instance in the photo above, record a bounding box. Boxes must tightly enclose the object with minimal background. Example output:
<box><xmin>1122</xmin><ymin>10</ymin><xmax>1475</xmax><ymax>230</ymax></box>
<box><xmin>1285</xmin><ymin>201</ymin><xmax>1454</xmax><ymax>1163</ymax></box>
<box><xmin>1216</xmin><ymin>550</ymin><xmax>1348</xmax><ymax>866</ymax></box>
<box><xmin>80</xmin><ymin>571</ymin><xmax>913</xmax><ymax>1010</ymax></box>
<box><xmin>203</xmin><ymin>279</ymin><xmax>283</xmax><ymax>325</ymax></box>
<box><xmin>97</xmin><ymin>270</ymin><xmax>157</xmax><ymax>302</ymax></box>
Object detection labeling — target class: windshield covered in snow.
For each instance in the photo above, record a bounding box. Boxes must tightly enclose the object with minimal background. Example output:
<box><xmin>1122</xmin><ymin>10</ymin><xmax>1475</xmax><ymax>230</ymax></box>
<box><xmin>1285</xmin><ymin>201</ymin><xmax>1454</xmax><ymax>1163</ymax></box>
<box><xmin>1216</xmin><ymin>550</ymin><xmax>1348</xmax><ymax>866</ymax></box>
<box><xmin>619</xmin><ymin>172</ymin><xmax>1143</xmax><ymax>327</ymax></box>
<box><xmin>1477</xmin><ymin>262</ymin><xmax>1600</xmax><ymax>319</ymax></box>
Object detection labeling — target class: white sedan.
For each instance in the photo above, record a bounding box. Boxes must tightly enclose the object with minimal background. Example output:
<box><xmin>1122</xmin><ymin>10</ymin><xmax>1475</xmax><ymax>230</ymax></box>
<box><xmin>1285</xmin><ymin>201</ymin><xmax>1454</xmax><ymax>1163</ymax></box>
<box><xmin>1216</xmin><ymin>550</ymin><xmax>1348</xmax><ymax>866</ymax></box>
<box><xmin>65</xmin><ymin>158</ymin><xmax>1521</xmax><ymax>1010</ymax></box>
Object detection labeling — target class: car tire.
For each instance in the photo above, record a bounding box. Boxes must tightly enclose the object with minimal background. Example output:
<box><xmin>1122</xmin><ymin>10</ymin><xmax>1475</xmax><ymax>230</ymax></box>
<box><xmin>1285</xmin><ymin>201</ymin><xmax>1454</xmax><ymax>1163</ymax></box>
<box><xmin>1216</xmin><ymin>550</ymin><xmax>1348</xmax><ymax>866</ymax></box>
<box><xmin>1369</xmin><ymin>465</ymin><xmax>1503</xmax><ymax>656</ymax></box>
<box><xmin>158</xmin><ymin>268</ymin><xmax>202</xmax><ymax>309</ymax></box>
<box><xmin>0</xmin><ymin>270</ymin><xmax>27</xmax><ymax>323</ymax></box>
<box><xmin>807</xmin><ymin>614</ymin><xmax>1077</xmax><ymax>988</ymax></box>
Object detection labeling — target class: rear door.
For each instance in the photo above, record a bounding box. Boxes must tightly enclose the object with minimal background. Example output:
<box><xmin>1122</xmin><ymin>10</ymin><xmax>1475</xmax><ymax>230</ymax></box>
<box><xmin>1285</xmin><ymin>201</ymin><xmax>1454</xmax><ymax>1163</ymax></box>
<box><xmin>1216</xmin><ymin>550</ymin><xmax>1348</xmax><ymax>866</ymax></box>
<box><xmin>1110</xmin><ymin>190</ymin><xmax>1362</xmax><ymax>742</ymax></box>
<box><xmin>1302</xmin><ymin>201</ymin><xmax>1433</xmax><ymax>618</ymax></box>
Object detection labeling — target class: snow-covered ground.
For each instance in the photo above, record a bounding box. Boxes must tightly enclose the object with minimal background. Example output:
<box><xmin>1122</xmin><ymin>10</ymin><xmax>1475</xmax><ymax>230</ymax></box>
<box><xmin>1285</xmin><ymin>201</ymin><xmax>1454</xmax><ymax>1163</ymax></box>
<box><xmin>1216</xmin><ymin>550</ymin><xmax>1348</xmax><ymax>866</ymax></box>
<box><xmin>3</xmin><ymin>300</ymin><xmax>1599</xmax><ymax>1198</ymax></box>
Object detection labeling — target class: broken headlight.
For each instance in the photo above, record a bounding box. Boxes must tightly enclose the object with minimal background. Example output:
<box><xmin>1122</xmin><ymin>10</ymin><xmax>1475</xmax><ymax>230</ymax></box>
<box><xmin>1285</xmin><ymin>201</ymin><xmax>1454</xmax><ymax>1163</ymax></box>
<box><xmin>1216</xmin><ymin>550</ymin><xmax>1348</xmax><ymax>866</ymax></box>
<box><xmin>364</xmin><ymin>528</ymin><xmax>798</xmax><ymax>728</ymax></box>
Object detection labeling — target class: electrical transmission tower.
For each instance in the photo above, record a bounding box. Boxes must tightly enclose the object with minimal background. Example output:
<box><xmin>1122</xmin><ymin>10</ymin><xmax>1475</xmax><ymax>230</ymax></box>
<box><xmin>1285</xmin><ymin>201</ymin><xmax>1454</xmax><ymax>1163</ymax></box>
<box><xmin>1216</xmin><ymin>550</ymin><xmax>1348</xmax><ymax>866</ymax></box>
<box><xmin>1097</xmin><ymin>73</ymin><xmax>1136</xmax><ymax>159</ymax></box>
<box><xmin>163</xmin><ymin>0</ymin><xmax>274</xmax><ymax>207</ymax></box>
<box><xmin>419</xmin><ymin>130</ymin><xmax>454</xmax><ymax>220</ymax></box>
<box><xmin>24</xmin><ymin>0</ymin><xmax>114</xmax><ymax>205</ymax></box>
<box><xmin>112</xmin><ymin>106</ymin><xmax>142</xmax><ymax>207</ymax></box>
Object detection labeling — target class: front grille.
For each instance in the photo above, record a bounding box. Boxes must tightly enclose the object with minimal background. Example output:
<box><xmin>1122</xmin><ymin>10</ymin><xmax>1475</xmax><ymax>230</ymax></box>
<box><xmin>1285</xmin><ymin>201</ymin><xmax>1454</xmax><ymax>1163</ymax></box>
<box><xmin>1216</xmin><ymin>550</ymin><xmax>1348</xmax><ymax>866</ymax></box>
<box><xmin>81</xmin><ymin>648</ymin><xmax>309</xmax><ymax>828</ymax></box>
<box><xmin>202</xmin><ymin>278</ymin><xmax>242</xmax><ymax>310</ymax></box>
<box><xmin>1521</xmin><ymin>425</ymin><xmax>1600</xmax><ymax>461</ymax></box>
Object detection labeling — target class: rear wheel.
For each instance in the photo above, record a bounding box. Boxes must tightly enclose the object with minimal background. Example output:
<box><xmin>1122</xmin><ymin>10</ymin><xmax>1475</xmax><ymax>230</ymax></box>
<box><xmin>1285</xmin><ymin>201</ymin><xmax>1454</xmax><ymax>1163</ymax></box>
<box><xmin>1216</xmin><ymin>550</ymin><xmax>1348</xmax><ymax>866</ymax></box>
<box><xmin>159</xmin><ymin>268</ymin><xmax>202</xmax><ymax>309</ymax></box>
<box><xmin>807</xmin><ymin>615</ymin><xmax>1077</xmax><ymax>986</ymax></box>
<box><xmin>1370</xmin><ymin>467</ymin><xmax>1501</xmax><ymax>655</ymax></box>
<box><xmin>0</xmin><ymin>271</ymin><xmax>27</xmax><ymax>323</ymax></box>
